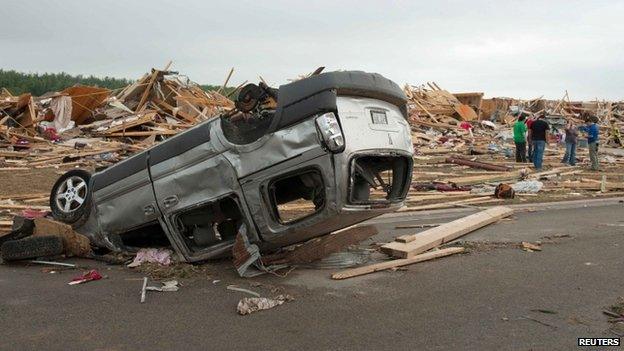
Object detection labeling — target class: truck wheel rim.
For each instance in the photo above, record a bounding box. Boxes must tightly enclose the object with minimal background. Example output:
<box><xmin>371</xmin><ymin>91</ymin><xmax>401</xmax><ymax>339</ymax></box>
<box><xmin>55</xmin><ymin>176</ymin><xmax>88</xmax><ymax>213</ymax></box>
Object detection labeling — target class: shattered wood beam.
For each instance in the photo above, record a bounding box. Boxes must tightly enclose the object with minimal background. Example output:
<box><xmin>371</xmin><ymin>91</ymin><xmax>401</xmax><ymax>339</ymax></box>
<box><xmin>135</xmin><ymin>69</ymin><xmax>159</xmax><ymax>112</ymax></box>
<box><xmin>445</xmin><ymin>156</ymin><xmax>511</xmax><ymax>172</ymax></box>
<box><xmin>332</xmin><ymin>247</ymin><xmax>465</xmax><ymax>280</ymax></box>
<box><xmin>217</xmin><ymin>67</ymin><xmax>234</xmax><ymax>94</ymax></box>
<box><xmin>413</xmin><ymin>100</ymin><xmax>439</xmax><ymax>122</ymax></box>
<box><xmin>382</xmin><ymin>206</ymin><xmax>514</xmax><ymax>258</ymax></box>
<box><xmin>411</xmin><ymin>119</ymin><xmax>459</xmax><ymax>130</ymax></box>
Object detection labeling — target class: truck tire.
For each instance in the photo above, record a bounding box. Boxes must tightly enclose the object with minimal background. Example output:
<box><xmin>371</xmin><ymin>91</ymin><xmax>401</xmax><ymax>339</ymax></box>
<box><xmin>49</xmin><ymin>169</ymin><xmax>92</xmax><ymax>228</ymax></box>
<box><xmin>1</xmin><ymin>236</ymin><xmax>64</xmax><ymax>261</ymax></box>
<box><xmin>0</xmin><ymin>216</ymin><xmax>35</xmax><ymax>246</ymax></box>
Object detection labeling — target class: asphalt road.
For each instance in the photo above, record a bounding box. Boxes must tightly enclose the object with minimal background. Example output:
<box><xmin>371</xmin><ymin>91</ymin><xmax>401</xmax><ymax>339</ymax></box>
<box><xmin>1</xmin><ymin>200</ymin><xmax>623</xmax><ymax>351</ymax></box>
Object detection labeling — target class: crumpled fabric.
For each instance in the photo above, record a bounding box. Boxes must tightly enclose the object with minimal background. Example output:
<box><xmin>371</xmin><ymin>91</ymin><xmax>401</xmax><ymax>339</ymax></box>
<box><xmin>50</xmin><ymin>96</ymin><xmax>73</xmax><ymax>132</ymax></box>
<box><xmin>127</xmin><ymin>248</ymin><xmax>172</xmax><ymax>267</ymax></box>
<box><xmin>236</xmin><ymin>295</ymin><xmax>294</xmax><ymax>315</ymax></box>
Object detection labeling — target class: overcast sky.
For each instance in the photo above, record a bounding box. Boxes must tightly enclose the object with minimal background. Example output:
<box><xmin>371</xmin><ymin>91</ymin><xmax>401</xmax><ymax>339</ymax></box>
<box><xmin>1</xmin><ymin>0</ymin><xmax>622</xmax><ymax>100</ymax></box>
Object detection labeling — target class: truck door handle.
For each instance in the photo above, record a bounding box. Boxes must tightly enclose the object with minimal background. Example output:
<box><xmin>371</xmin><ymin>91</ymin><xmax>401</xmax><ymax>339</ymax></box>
<box><xmin>163</xmin><ymin>195</ymin><xmax>179</xmax><ymax>208</ymax></box>
<box><xmin>143</xmin><ymin>204</ymin><xmax>156</xmax><ymax>216</ymax></box>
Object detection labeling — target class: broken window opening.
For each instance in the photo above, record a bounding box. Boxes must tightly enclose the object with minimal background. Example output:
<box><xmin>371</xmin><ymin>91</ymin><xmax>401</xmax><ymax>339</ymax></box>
<box><xmin>175</xmin><ymin>195</ymin><xmax>244</xmax><ymax>252</ymax></box>
<box><xmin>119</xmin><ymin>222</ymin><xmax>171</xmax><ymax>249</ymax></box>
<box><xmin>349</xmin><ymin>155</ymin><xmax>411</xmax><ymax>204</ymax></box>
<box><xmin>269</xmin><ymin>169</ymin><xmax>326</xmax><ymax>224</ymax></box>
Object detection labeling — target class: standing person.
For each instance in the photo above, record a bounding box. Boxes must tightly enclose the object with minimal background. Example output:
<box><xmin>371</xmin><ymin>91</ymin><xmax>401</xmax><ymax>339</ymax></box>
<box><xmin>561</xmin><ymin>122</ymin><xmax>578</xmax><ymax>166</ymax></box>
<box><xmin>580</xmin><ymin>115</ymin><xmax>600</xmax><ymax>171</ymax></box>
<box><xmin>525</xmin><ymin>114</ymin><xmax>536</xmax><ymax>162</ymax></box>
<box><xmin>513</xmin><ymin>115</ymin><xmax>527</xmax><ymax>162</ymax></box>
<box><xmin>529</xmin><ymin>113</ymin><xmax>550</xmax><ymax>170</ymax></box>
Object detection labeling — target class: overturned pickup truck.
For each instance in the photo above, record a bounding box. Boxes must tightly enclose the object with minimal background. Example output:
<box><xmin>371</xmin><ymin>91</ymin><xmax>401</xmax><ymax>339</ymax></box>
<box><xmin>49</xmin><ymin>71</ymin><xmax>414</xmax><ymax>262</ymax></box>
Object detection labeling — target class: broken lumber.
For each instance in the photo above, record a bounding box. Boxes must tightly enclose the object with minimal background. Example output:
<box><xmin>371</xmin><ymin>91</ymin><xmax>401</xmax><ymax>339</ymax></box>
<box><xmin>332</xmin><ymin>247</ymin><xmax>465</xmax><ymax>280</ymax></box>
<box><xmin>441</xmin><ymin>171</ymin><xmax>524</xmax><ymax>186</ymax></box>
<box><xmin>445</xmin><ymin>156</ymin><xmax>511</xmax><ymax>172</ymax></box>
<box><xmin>262</xmin><ymin>225</ymin><xmax>377</xmax><ymax>265</ymax></box>
<box><xmin>382</xmin><ymin>206</ymin><xmax>513</xmax><ymax>258</ymax></box>
<box><xmin>398</xmin><ymin>196</ymin><xmax>501</xmax><ymax>212</ymax></box>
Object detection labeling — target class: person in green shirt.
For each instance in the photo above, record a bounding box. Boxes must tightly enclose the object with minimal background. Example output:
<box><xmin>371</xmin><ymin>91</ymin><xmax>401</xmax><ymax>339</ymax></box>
<box><xmin>513</xmin><ymin>115</ymin><xmax>528</xmax><ymax>162</ymax></box>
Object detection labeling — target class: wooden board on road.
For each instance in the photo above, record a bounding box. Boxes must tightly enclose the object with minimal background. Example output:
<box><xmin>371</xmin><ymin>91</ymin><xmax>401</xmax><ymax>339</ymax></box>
<box><xmin>381</xmin><ymin>206</ymin><xmax>513</xmax><ymax>258</ymax></box>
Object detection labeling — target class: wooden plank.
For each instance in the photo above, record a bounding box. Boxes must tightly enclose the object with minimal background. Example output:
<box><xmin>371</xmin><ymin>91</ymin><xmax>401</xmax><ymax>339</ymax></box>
<box><xmin>0</xmin><ymin>204</ymin><xmax>49</xmax><ymax>210</ymax></box>
<box><xmin>135</xmin><ymin>70</ymin><xmax>159</xmax><ymax>112</ymax></box>
<box><xmin>382</xmin><ymin>206</ymin><xmax>513</xmax><ymax>258</ymax></box>
<box><xmin>398</xmin><ymin>196</ymin><xmax>500</xmax><ymax>212</ymax></box>
<box><xmin>101</xmin><ymin>113</ymin><xmax>156</xmax><ymax>135</ymax></box>
<box><xmin>106</xmin><ymin>130</ymin><xmax>178</xmax><ymax>137</ymax></box>
<box><xmin>331</xmin><ymin>247</ymin><xmax>464</xmax><ymax>280</ymax></box>
<box><xmin>441</xmin><ymin>171</ymin><xmax>523</xmax><ymax>186</ymax></box>
<box><xmin>154</xmin><ymin>99</ymin><xmax>197</xmax><ymax>123</ymax></box>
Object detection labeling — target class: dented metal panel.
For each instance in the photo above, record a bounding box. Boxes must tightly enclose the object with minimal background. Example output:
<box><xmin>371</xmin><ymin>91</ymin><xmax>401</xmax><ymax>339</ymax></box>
<box><xmin>92</xmin><ymin>168</ymin><xmax>159</xmax><ymax>235</ymax></box>
<box><xmin>217</xmin><ymin>118</ymin><xmax>324</xmax><ymax>178</ymax></box>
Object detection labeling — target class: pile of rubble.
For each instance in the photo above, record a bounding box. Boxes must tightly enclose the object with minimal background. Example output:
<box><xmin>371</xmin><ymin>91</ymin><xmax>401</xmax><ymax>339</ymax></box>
<box><xmin>1</xmin><ymin>70</ymin><xmax>623</xmax><ymax>236</ymax></box>
<box><xmin>404</xmin><ymin>84</ymin><xmax>624</xmax><ymax>212</ymax></box>
<box><xmin>0</xmin><ymin>62</ymin><xmax>233</xmax><ymax>171</ymax></box>
<box><xmin>0</xmin><ymin>64</ymin><xmax>234</xmax><ymax>233</ymax></box>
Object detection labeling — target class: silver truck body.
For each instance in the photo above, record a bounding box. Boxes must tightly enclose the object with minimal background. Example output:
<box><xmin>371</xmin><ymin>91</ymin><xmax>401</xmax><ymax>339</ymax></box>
<box><xmin>61</xmin><ymin>71</ymin><xmax>413</xmax><ymax>262</ymax></box>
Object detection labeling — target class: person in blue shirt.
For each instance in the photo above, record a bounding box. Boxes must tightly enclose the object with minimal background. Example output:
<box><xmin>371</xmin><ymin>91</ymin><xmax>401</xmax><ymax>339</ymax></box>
<box><xmin>579</xmin><ymin>115</ymin><xmax>600</xmax><ymax>171</ymax></box>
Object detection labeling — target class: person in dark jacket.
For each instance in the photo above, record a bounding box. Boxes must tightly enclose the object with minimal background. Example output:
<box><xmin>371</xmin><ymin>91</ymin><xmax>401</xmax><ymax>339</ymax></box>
<box><xmin>525</xmin><ymin>114</ymin><xmax>536</xmax><ymax>162</ymax></box>
<box><xmin>529</xmin><ymin>113</ymin><xmax>550</xmax><ymax>170</ymax></box>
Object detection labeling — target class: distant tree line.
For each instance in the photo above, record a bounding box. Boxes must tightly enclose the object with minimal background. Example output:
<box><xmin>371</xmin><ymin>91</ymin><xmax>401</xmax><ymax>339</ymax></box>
<box><xmin>0</xmin><ymin>69</ymin><xmax>133</xmax><ymax>96</ymax></box>
<box><xmin>0</xmin><ymin>69</ymin><xmax>236</xmax><ymax>97</ymax></box>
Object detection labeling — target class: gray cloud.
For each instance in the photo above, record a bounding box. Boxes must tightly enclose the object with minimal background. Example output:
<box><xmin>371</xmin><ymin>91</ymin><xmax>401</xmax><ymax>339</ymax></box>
<box><xmin>0</xmin><ymin>0</ymin><xmax>622</xmax><ymax>99</ymax></box>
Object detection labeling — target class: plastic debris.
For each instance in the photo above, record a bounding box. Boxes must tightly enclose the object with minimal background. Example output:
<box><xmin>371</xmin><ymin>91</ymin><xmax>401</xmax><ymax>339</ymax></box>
<box><xmin>68</xmin><ymin>269</ymin><xmax>102</xmax><ymax>285</ymax></box>
<box><xmin>237</xmin><ymin>294</ymin><xmax>294</xmax><ymax>315</ymax></box>
<box><xmin>146</xmin><ymin>280</ymin><xmax>179</xmax><ymax>292</ymax></box>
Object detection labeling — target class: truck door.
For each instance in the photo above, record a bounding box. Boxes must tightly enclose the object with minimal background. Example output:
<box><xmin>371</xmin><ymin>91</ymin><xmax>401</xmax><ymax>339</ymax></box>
<box><xmin>90</xmin><ymin>151</ymin><xmax>161</xmax><ymax>234</ymax></box>
<box><xmin>148</xmin><ymin>124</ymin><xmax>255</xmax><ymax>261</ymax></box>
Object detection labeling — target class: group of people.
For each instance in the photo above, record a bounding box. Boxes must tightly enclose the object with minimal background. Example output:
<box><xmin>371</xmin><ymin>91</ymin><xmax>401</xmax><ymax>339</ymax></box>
<box><xmin>513</xmin><ymin>112</ymin><xmax>600</xmax><ymax>171</ymax></box>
